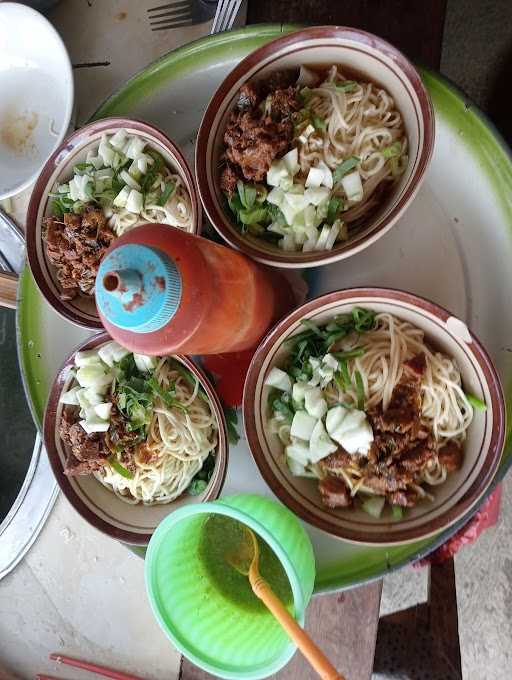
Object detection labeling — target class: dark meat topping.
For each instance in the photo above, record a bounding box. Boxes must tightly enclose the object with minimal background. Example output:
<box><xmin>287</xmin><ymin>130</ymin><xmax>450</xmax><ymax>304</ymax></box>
<box><xmin>222</xmin><ymin>81</ymin><xmax>299</xmax><ymax>187</ymax></box>
<box><xmin>43</xmin><ymin>203</ymin><xmax>115</xmax><ymax>300</ymax></box>
<box><xmin>220</xmin><ymin>163</ymin><xmax>239</xmax><ymax>195</ymax></box>
<box><xmin>318</xmin><ymin>476</ymin><xmax>352</xmax><ymax>508</ymax></box>
<box><xmin>369</xmin><ymin>353</ymin><xmax>426</xmax><ymax>436</ymax></box>
<box><xmin>59</xmin><ymin>409</ymin><xmax>108</xmax><ymax>476</ymax></box>
<box><xmin>224</xmin><ymin>111</ymin><xmax>293</xmax><ymax>183</ymax></box>
<box><xmin>438</xmin><ymin>443</ymin><xmax>463</xmax><ymax>472</ymax></box>
<box><xmin>398</xmin><ymin>442</ymin><xmax>436</xmax><ymax>473</ymax></box>
<box><xmin>388</xmin><ymin>489</ymin><xmax>418</xmax><ymax>507</ymax></box>
<box><xmin>363</xmin><ymin>467</ymin><xmax>411</xmax><ymax>495</ymax></box>
<box><xmin>320</xmin><ymin>449</ymin><xmax>354</xmax><ymax>473</ymax></box>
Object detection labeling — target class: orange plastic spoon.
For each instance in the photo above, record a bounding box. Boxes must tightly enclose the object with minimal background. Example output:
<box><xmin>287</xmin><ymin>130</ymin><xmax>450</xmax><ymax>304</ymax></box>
<box><xmin>227</xmin><ymin>525</ymin><xmax>346</xmax><ymax>680</ymax></box>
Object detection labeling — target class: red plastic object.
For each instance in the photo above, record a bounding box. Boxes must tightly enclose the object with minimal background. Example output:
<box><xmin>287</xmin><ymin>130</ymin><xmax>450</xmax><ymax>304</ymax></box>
<box><xmin>97</xmin><ymin>224</ymin><xmax>294</xmax><ymax>356</ymax></box>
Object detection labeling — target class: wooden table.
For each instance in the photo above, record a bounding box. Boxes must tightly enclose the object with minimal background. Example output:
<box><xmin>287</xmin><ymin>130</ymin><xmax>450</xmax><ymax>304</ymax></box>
<box><xmin>181</xmin><ymin>4</ymin><xmax>449</xmax><ymax>679</ymax></box>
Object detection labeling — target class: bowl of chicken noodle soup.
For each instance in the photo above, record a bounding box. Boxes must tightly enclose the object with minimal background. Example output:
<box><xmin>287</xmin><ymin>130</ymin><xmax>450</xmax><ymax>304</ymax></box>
<box><xmin>196</xmin><ymin>26</ymin><xmax>434</xmax><ymax>268</ymax></box>
<box><xmin>243</xmin><ymin>288</ymin><xmax>505</xmax><ymax>545</ymax></box>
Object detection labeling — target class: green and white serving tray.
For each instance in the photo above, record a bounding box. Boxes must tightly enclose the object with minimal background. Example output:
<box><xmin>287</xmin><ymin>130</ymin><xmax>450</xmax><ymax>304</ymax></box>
<box><xmin>17</xmin><ymin>25</ymin><xmax>512</xmax><ymax>593</ymax></box>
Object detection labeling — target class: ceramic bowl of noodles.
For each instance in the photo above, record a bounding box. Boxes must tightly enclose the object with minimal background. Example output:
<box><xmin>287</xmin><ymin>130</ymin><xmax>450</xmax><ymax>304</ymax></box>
<box><xmin>196</xmin><ymin>26</ymin><xmax>434</xmax><ymax>268</ymax></box>
<box><xmin>43</xmin><ymin>332</ymin><xmax>227</xmax><ymax>544</ymax></box>
<box><xmin>27</xmin><ymin>117</ymin><xmax>201</xmax><ymax>329</ymax></box>
<box><xmin>243</xmin><ymin>288</ymin><xmax>505</xmax><ymax>545</ymax></box>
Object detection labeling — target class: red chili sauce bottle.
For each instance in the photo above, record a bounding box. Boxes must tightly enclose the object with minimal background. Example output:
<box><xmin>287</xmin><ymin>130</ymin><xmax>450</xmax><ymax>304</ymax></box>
<box><xmin>95</xmin><ymin>224</ymin><xmax>293</xmax><ymax>356</ymax></box>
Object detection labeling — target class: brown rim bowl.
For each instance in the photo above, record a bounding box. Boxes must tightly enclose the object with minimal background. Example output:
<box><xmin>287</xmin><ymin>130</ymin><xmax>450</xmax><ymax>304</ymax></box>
<box><xmin>243</xmin><ymin>288</ymin><xmax>505</xmax><ymax>545</ymax></box>
<box><xmin>44</xmin><ymin>333</ymin><xmax>228</xmax><ymax>545</ymax></box>
<box><xmin>196</xmin><ymin>26</ymin><xmax>435</xmax><ymax>269</ymax></box>
<box><xmin>27</xmin><ymin>117</ymin><xmax>202</xmax><ymax>329</ymax></box>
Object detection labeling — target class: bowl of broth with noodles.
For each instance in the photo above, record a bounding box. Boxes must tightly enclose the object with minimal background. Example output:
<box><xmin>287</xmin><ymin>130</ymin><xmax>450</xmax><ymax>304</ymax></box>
<box><xmin>43</xmin><ymin>332</ymin><xmax>228</xmax><ymax>544</ymax></box>
<box><xmin>196</xmin><ymin>26</ymin><xmax>434</xmax><ymax>268</ymax></box>
<box><xmin>244</xmin><ymin>288</ymin><xmax>505</xmax><ymax>545</ymax></box>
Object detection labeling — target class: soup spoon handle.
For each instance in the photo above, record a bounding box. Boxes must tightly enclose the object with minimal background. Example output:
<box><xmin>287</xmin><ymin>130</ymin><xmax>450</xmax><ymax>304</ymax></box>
<box><xmin>250</xmin><ymin>573</ymin><xmax>346</xmax><ymax>680</ymax></box>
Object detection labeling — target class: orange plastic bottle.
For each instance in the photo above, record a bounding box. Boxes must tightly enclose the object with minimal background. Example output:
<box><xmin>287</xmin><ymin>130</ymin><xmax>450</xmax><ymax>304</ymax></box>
<box><xmin>95</xmin><ymin>224</ymin><xmax>293</xmax><ymax>356</ymax></box>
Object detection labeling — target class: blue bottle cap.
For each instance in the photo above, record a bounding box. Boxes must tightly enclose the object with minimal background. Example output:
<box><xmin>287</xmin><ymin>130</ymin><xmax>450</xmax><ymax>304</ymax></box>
<box><xmin>96</xmin><ymin>244</ymin><xmax>182</xmax><ymax>333</ymax></box>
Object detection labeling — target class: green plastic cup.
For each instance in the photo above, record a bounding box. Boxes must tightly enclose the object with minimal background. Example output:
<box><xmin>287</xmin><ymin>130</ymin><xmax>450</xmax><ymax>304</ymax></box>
<box><xmin>145</xmin><ymin>493</ymin><xmax>316</xmax><ymax>679</ymax></box>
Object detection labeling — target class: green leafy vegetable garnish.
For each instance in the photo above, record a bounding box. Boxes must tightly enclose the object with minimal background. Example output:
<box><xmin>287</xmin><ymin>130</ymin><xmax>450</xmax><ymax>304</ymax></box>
<box><xmin>333</xmin><ymin>347</ymin><xmax>365</xmax><ymax>360</ymax></box>
<box><xmin>268</xmin><ymin>389</ymin><xmax>295</xmax><ymax>424</ymax></box>
<box><xmin>312</xmin><ymin>115</ymin><xmax>326</xmax><ymax>131</ymax></box>
<box><xmin>352</xmin><ymin>307</ymin><xmax>377</xmax><ymax>333</ymax></box>
<box><xmin>466</xmin><ymin>393</ymin><xmax>487</xmax><ymax>411</ymax></box>
<box><xmin>355</xmin><ymin>371</ymin><xmax>365</xmax><ymax>410</ymax></box>
<box><xmin>188</xmin><ymin>453</ymin><xmax>216</xmax><ymax>495</ymax></box>
<box><xmin>326</xmin><ymin>196</ymin><xmax>342</xmax><ymax>225</ymax></box>
<box><xmin>158</xmin><ymin>181</ymin><xmax>175</xmax><ymax>206</ymax></box>
<box><xmin>337</xmin><ymin>360</ymin><xmax>352</xmax><ymax>390</ymax></box>
<box><xmin>239</xmin><ymin>207</ymin><xmax>268</xmax><ymax>225</ymax></box>
<box><xmin>382</xmin><ymin>142</ymin><xmax>402</xmax><ymax>159</ymax></box>
<box><xmin>223</xmin><ymin>406</ymin><xmax>240</xmax><ymax>445</ymax></box>
<box><xmin>333</xmin><ymin>156</ymin><xmax>360</xmax><ymax>184</ymax></box>
<box><xmin>335</xmin><ymin>81</ymin><xmax>357</xmax><ymax>92</ymax></box>
<box><xmin>140</xmin><ymin>150</ymin><xmax>165</xmax><ymax>197</ymax></box>
<box><xmin>146</xmin><ymin>376</ymin><xmax>188</xmax><ymax>413</ymax></box>
<box><xmin>284</xmin><ymin>309</ymin><xmax>376</xmax><ymax>397</ymax></box>
<box><xmin>300</xmin><ymin>87</ymin><xmax>313</xmax><ymax>104</ymax></box>
<box><xmin>51</xmin><ymin>195</ymin><xmax>75</xmax><ymax>217</ymax></box>
<box><xmin>391</xmin><ymin>505</ymin><xmax>404</xmax><ymax>520</ymax></box>
<box><xmin>107</xmin><ymin>454</ymin><xmax>134</xmax><ymax>479</ymax></box>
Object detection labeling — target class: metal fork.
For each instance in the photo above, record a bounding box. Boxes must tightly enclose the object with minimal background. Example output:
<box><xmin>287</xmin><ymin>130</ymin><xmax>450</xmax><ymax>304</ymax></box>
<box><xmin>147</xmin><ymin>0</ymin><xmax>219</xmax><ymax>30</ymax></box>
<box><xmin>210</xmin><ymin>0</ymin><xmax>243</xmax><ymax>34</ymax></box>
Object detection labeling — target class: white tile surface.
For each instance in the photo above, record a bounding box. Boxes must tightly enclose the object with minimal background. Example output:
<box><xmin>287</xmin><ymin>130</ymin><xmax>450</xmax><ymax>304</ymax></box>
<box><xmin>0</xmin><ymin>494</ymin><xmax>181</xmax><ymax>680</ymax></box>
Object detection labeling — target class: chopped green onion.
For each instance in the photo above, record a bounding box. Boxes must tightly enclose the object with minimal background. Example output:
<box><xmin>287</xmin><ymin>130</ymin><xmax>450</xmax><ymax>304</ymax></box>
<box><xmin>382</xmin><ymin>142</ymin><xmax>402</xmax><ymax>159</ymax></box>
<box><xmin>355</xmin><ymin>370</ymin><xmax>365</xmax><ymax>410</ymax></box>
<box><xmin>312</xmin><ymin>115</ymin><xmax>326</xmax><ymax>131</ymax></box>
<box><xmin>466</xmin><ymin>393</ymin><xmax>487</xmax><ymax>411</ymax></box>
<box><xmin>158</xmin><ymin>181</ymin><xmax>175</xmax><ymax>206</ymax></box>
<box><xmin>391</xmin><ymin>505</ymin><xmax>404</xmax><ymax>520</ymax></box>
<box><xmin>299</xmin><ymin>319</ymin><xmax>324</xmax><ymax>337</ymax></box>
<box><xmin>335</xmin><ymin>81</ymin><xmax>357</xmax><ymax>92</ymax></box>
<box><xmin>107</xmin><ymin>454</ymin><xmax>133</xmax><ymax>479</ymax></box>
<box><xmin>243</xmin><ymin>184</ymin><xmax>257</xmax><ymax>209</ymax></box>
<box><xmin>146</xmin><ymin>377</ymin><xmax>188</xmax><ymax>413</ymax></box>
<box><xmin>300</xmin><ymin>87</ymin><xmax>313</xmax><ymax>104</ymax></box>
<box><xmin>333</xmin><ymin>348</ymin><xmax>365</xmax><ymax>360</ymax></box>
<box><xmin>239</xmin><ymin>207</ymin><xmax>268</xmax><ymax>225</ymax></box>
<box><xmin>352</xmin><ymin>307</ymin><xmax>376</xmax><ymax>332</ymax></box>
<box><xmin>338</xmin><ymin>360</ymin><xmax>352</xmax><ymax>390</ymax></box>
<box><xmin>333</xmin><ymin>157</ymin><xmax>360</xmax><ymax>184</ymax></box>
<box><xmin>326</xmin><ymin>196</ymin><xmax>342</xmax><ymax>225</ymax></box>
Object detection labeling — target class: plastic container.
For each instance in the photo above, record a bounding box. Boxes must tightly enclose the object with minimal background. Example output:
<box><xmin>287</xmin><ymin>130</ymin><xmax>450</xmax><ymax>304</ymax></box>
<box><xmin>95</xmin><ymin>224</ymin><xmax>293</xmax><ymax>356</ymax></box>
<box><xmin>145</xmin><ymin>493</ymin><xmax>316</xmax><ymax>679</ymax></box>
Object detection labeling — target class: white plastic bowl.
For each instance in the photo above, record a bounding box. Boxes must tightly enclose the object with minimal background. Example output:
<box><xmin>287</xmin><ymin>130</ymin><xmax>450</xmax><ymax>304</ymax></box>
<box><xmin>0</xmin><ymin>3</ymin><xmax>73</xmax><ymax>199</ymax></box>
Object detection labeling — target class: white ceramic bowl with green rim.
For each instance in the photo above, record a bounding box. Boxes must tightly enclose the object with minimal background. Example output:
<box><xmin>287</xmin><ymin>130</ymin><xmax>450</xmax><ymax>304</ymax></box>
<box><xmin>145</xmin><ymin>493</ymin><xmax>316</xmax><ymax>679</ymax></box>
